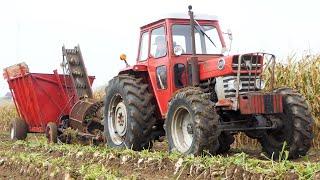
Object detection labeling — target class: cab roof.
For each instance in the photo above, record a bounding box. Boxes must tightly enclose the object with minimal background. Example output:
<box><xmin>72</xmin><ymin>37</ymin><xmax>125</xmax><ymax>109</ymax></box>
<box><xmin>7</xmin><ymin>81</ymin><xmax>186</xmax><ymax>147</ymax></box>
<box><xmin>140</xmin><ymin>13</ymin><xmax>219</xmax><ymax>29</ymax></box>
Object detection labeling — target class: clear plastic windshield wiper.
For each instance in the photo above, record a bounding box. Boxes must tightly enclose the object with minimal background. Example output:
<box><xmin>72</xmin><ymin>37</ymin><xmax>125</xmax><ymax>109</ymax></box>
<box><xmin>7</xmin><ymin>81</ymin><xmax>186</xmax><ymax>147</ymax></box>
<box><xmin>194</xmin><ymin>19</ymin><xmax>216</xmax><ymax>47</ymax></box>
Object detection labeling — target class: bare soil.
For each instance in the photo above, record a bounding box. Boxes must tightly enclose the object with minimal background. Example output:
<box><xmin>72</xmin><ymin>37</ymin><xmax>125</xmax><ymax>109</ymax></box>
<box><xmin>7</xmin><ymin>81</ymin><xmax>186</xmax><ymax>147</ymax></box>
<box><xmin>0</xmin><ymin>133</ymin><xmax>319</xmax><ymax>179</ymax></box>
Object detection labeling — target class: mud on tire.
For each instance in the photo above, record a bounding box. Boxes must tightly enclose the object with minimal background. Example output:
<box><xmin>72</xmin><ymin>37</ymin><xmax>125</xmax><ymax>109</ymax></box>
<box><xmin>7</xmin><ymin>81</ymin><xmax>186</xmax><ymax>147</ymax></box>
<box><xmin>104</xmin><ymin>74</ymin><xmax>156</xmax><ymax>150</ymax></box>
<box><xmin>166</xmin><ymin>87</ymin><xmax>220</xmax><ymax>155</ymax></box>
<box><xmin>258</xmin><ymin>88</ymin><xmax>314</xmax><ymax>159</ymax></box>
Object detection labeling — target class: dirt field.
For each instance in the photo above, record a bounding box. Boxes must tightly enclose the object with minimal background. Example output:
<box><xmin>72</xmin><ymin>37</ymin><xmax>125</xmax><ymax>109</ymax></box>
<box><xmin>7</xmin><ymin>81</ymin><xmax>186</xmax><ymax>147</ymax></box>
<box><xmin>0</xmin><ymin>133</ymin><xmax>319</xmax><ymax>180</ymax></box>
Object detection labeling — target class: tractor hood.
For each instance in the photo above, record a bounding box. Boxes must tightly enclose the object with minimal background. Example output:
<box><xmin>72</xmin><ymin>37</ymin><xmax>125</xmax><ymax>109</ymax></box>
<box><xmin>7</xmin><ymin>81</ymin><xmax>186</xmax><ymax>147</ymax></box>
<box><xmin>198</xmin><ymin>55</ymin><xmax>234</xmax><ymax>80</ymax></box>
<box><xmin>198</xmin><ymin>53</ymin><xmax>267</xmax><ymax>81</ymax></box>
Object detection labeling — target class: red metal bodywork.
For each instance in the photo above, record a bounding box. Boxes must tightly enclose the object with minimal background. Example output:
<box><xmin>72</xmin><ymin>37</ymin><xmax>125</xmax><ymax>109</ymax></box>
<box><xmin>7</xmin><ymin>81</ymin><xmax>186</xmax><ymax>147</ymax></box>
<box><xmin>5</xmin><ymin>69</ymin><xmax>94</xmax><ymax>133</ymax></box>
<box><xmin>119</xmin><ymin>64</ymin><xmax>148</xmax><ymax>74</ymax></box>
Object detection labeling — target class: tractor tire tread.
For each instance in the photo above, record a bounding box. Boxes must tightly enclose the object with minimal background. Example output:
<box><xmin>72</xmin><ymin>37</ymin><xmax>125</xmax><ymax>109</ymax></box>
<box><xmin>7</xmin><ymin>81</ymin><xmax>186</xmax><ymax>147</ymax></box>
<box><xmin>105</xmin><ymin>74</ymin><xmax>156</xmax><ymax>150</ymax></box>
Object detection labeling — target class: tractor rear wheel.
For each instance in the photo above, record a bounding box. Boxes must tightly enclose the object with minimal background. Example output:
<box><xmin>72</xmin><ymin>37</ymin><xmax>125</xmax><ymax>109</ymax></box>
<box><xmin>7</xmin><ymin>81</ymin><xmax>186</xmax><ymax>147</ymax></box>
<box><xmin>166</xmin><ymin>87</ymin><xmax>220</xmax><ymax>155</ymax></box>
<box><xmin>9</xmin><ymin>118</ymin><xmax>28</xmax><ymax>140</ymax></box>
<box><xmin>104</xmin><ymin>75</ymin><xmax>156</xmax><ymax>150</ymax></box>
<box><xmin>258</xmin><ymin>88</ymin><xmax>314</xmax><ymax>159</ymax></box>
<box><xmin>46</xmin><ymin>122</ymin><xmax>58</xmax><ymax>143</ymax></box>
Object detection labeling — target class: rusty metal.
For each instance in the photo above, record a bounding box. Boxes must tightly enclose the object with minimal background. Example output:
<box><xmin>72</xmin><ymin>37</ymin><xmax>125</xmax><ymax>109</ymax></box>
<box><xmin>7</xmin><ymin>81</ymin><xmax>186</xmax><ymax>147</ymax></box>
<box><xmin>62</xmin><ymin>45</ymin><xmax>93</xmax><ymax>99</ymax></box>
<box><xmin>235</xmin><ymin>54</ymin><xmax>242</xmax><ymax>109</ymax></box>
<box><xmin>187</xmin><ymin>6</ymin><xmax>200</xmax><ymax>87</ymax></box>
<box><xmin>215</xmin><ymin>99</ymin><xmax>233</xmax><ymax>110</ymax></box>
<box><xmin>187</xmin><ymin>57</ymin><xmax>200</xmax><ymax>86</ymax></box>
<box><xmin>69</xmin><ymin>99</ymin><xmax>104</xmax><ymax>133</ymax></box>
<box><xmin>233</xmin><ymin>53</ymin><xmax>277</xmax><ymax>110</ymax></box>
<box><xmin>239</xmin><ymin>93</ymin><xmax>283</xmax><ymax>114</ymax></box>
<box><xmin>188</xmin><ymin>5</ymin><xmax>196</xmax><ymax>56</ymax></box>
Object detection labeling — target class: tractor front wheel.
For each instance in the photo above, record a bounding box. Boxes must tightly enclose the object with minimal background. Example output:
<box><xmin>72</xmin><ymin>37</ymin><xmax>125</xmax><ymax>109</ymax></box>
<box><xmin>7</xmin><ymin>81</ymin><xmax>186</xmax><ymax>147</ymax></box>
<box><xmin>166</xmin><ymin>87</ymin><xmax>220</xmax><ymax>155</ymax></box>
<box><xmin>258</xmin><ymin>88</ymin><xmax>314</xmax><ymax>159</ymax></box>
<box><xmin>104</xmin><ymin>75</ymin><xmax>156</xmax><ymax>150</ymax></box>
<box><xmin>9</xmin><ymin>118</ymin><xmax>28</xmax><ymax>140</ymax></box>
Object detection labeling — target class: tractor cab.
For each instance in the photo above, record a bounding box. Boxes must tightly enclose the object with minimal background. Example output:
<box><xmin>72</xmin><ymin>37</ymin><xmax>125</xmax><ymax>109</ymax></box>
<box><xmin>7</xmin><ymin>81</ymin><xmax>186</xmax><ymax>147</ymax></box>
<box><xmin>127</xmin><ymin>13</ymin><xmax>228</xmax><ymax>116</ymax></box>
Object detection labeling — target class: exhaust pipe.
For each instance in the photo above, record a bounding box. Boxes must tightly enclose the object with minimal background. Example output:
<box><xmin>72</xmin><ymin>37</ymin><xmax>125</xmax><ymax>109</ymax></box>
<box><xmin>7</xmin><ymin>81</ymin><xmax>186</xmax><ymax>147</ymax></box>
<box><xmin>188</xmin><ymin>5</ymin><xmax>200</xmax><ymax>86</ymax></box>
<box><xmin>187</xmin><ymin>57</ymin><xmax>200</xmax><ymax>86</ymax></box>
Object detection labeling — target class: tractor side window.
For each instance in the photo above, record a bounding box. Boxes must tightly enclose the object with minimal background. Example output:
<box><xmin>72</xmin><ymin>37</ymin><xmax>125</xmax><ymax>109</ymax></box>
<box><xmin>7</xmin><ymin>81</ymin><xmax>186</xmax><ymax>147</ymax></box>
<box><xmin>139</xmin><ymin>32</ymin><xmax>149</xmax><ymax>61</ymax></box>
<box><xmin>174</xmin><ymin>63</ymin><xmax>186</xmax><ymax>88</ymax></box>
<box><xmin>156</xmin><ymin>65</ymin><xmax>167</xmax><ymax>89</ymax></box>
<box><xmin>150</xmin><ymin>27</ymin><xmax>167</xmax><ymax>58</ymax></box>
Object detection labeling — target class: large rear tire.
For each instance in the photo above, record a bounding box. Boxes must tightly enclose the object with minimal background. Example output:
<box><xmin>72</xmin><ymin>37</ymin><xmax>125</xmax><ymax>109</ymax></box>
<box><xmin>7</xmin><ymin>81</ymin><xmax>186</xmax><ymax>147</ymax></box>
<box><xmin>166</xmin><ymin>87</ymin><xmax>220</xmax><ymax>155</ymax></box>
<box><xmin>9</xmin><ymin>118</ymin><xmax>28</xmax><ymax>140</ymax></box>
<box><xmin>104</xmin><ymin>75</ymin><xmax>156</xmax><ymax>150</ymax></box>
<box><xmin>258</xmin><ymin>88</ymin><xmax>314</xmax><ymax>159</ymax></box>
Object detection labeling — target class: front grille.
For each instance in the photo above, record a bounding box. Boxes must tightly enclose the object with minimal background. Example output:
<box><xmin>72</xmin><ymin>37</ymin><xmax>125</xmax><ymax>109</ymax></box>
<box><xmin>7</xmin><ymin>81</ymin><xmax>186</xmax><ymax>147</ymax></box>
<box><xmin>232</xmin><ymin>55</ymin><xmax>262</xmax><ymax>71</ymax></box>
<box><xmin>222</xmin><ymin>75</ymin><xmax>259</xmax><ymax>98</ymax></box>
<box><xmin>223</xmin><ymin>54</ymin><xmax>264</xmax><ymax>98</ymax></box>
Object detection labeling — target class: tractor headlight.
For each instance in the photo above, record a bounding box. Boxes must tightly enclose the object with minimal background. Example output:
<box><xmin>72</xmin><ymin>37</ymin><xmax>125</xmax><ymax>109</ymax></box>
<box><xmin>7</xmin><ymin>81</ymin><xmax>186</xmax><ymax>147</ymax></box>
<box><xmin>228</xmin><ymin>79</ymin><xmax>243</xmax><ymax>91</ymax></box>
<box><xmin>255</xmin><ymin>79</ymin><xmax>265</xmax><ymax>89</ymax></box>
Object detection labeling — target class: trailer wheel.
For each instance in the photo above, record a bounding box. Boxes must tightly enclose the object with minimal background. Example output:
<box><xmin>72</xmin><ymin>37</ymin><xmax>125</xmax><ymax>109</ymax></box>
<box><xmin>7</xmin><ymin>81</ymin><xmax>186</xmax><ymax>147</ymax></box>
<box><xmin>258</xmin><ymin>88</ymin><xmax>314</xmax><ymax>159</ymax></box>
<box><xmin>104</xmin><ymin>75</ymin><xmax>156</xmax><ymax>150</ymax></box>
<box><xmin>9</xmin><ymin>118</ymin><xmax>28</xmax><ymax>140</ymax></box>
<box><xmin>166</xmin><ymin>87</ymin><xmax>220</xmax><ymax>155</ymax></box>
<box><xmin>46</xmin><ymin>122</ymin><xmax>58</xmax><ymax>143</ymax></box>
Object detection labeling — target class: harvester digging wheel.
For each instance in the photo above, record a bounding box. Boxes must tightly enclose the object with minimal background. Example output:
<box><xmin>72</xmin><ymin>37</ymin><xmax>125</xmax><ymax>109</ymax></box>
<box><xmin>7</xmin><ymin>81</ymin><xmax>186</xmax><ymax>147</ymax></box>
<box><xmin>9</xmin><ymin>118</ymin><xmax>28</xmax><ymax>140</ymax></box>
<box><xmin>166</xmin><ymin>87</ymin><xmax>220</xmax><ymax>155</ymax></box>
<box><xmin>104</xmin><ymin>75</ymin><xmax>156</xmax><ymax>150</ymax></box>
<box><xmin>258</xmin><ymin>88</ymin><xmax>314</xmax><ymax>159</ymax></box>
<box><xmin>46</xmin><ymin>122</ymin><xmax>58</xmax><ymax>143</ymax></box>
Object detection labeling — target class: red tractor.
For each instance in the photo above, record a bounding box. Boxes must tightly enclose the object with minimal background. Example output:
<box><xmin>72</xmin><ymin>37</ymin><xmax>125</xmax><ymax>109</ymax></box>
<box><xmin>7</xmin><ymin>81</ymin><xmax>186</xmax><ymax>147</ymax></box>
<box><xmin>104</xmin><ymin>6</ymin><xmax>313</xmax><ymax>159</ymax></box>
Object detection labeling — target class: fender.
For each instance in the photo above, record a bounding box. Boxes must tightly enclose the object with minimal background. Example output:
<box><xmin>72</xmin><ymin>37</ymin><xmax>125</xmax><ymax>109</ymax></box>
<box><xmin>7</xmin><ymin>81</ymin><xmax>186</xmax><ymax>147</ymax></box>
<box><xmin>118</xmin><ymin>64</ymin><xmax>148</xmax><ymax>75</ymax></box>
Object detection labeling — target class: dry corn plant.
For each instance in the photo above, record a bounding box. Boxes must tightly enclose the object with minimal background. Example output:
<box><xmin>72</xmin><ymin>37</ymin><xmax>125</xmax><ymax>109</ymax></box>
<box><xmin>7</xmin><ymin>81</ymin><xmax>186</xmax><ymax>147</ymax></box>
<box><xmin>0</xmin><ymin>103</ymin><xmax>18</xmax><ymax>131</ymax></box>
<box><xmin>93</xmin><ymin>86</ymin><xmax>106</xmax><ymax>101</ymax></box>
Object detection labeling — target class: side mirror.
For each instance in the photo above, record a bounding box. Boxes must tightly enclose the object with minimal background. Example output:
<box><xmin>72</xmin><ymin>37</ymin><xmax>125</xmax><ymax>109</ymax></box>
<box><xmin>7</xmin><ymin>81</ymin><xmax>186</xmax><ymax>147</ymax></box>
<box><xmin>120</xmin><ymin>53</ymin><xmax>129</xmax><ymax>67</ymax></box>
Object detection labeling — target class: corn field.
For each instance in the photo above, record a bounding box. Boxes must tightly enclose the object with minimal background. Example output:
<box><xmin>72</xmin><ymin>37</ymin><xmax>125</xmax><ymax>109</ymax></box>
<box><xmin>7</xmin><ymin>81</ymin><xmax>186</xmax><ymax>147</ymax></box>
<box><xmin>0</xmin><ymin>55</ymin><xmax>319</xmax><ymax>149</ymax></box>
<box><xmin>0</xmin><ymin>103</ymin><xmax>17</xmax><ymax>131</ymax></box>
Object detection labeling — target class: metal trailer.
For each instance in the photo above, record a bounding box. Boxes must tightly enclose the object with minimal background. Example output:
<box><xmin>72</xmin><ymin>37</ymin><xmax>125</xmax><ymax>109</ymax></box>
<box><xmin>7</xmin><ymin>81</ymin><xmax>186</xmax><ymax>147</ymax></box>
<box><xmin>3</xmin><ymin>46</ymin><xmax>103</xmax><ymax>143</ymax></box>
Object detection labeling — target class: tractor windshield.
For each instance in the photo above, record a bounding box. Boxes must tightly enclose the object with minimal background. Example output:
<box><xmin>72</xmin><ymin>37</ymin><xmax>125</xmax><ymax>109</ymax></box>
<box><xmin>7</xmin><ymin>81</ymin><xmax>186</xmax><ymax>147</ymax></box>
<box><xmin>172</xmin><ymin>25</ymin><xmax>223</xmax><ymax>55</ymax></box>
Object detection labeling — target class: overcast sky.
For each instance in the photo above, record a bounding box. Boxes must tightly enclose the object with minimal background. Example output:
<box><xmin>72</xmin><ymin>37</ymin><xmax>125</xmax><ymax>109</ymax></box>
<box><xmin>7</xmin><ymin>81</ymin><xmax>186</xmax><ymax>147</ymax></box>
<box><xmin>1</xmin><ymin>0</ymin><xmax>320</xmax><ymax>96</ymax></box>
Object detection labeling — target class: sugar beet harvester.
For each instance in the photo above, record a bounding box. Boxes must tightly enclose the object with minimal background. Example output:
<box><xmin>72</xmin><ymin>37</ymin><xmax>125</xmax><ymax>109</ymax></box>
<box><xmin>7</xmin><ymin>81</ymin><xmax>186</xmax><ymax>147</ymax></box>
<box><xmin>4</xmin><ymin>46</ymin><xmax>104</xmax><ymax>144</ymax></box>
